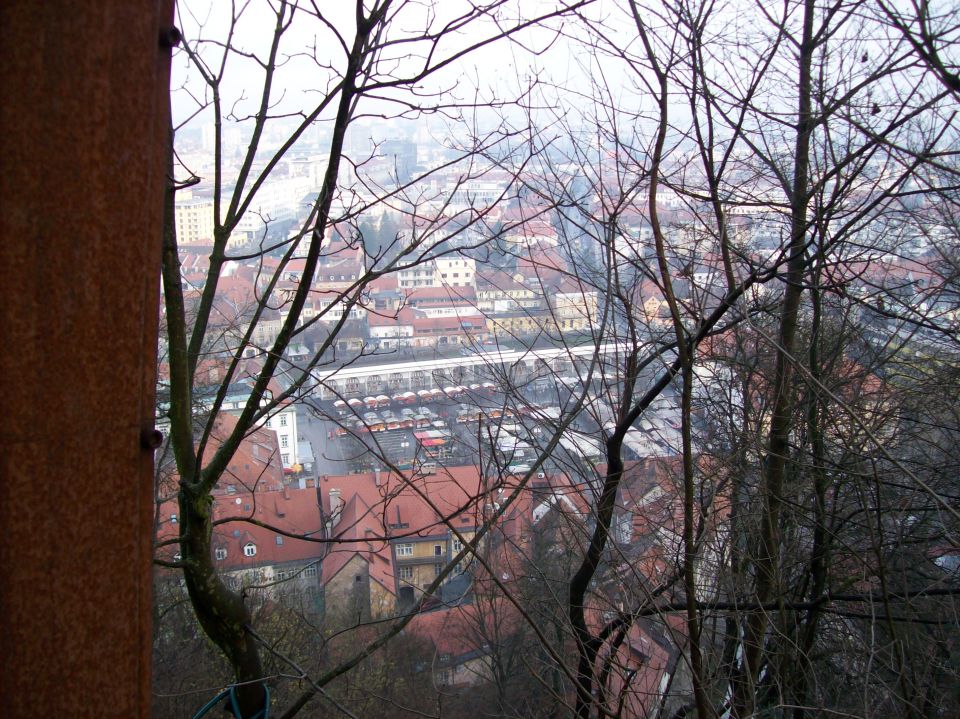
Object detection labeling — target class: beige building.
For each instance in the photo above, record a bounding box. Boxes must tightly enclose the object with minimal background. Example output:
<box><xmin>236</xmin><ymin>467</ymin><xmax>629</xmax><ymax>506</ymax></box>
<box><xmin>435</xmin><ymin>256</ymin><xmax>476</xmax><ymax>288</ymax></box>
<box><xmin>320</xmin><ymin>468</ymin><xmax>485</xmax><ymax>618</ymax></box>
<box><xmin>485</xmin><ymin>311</ymin><xmax>551</xmax><ymax>338</ymax></box>
<box><xmin>398</xmin><ymin>256</ymin><xmax>476</xmax><ymax>289</ymax></box>
<box><xmin>392</xmin><ymin>530</ymin><xmax>475</xmax><ymax>604</ymax></box>
<box><xmin>174</xmin><ymin>191</ymin><xmax>215</xmax><ymax>245</ymax></box>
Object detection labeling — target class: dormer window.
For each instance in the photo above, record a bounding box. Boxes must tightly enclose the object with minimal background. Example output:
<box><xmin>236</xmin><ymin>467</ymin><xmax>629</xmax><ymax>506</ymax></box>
<box><xmin>243</xmin><ymin>543</ymin><xmax>257</xmax><ymax>557</ymax></box>
<box><xmin>215</xmin><ymin>547</ymin><xmax>227</xmax><ymax>561</ymax></box>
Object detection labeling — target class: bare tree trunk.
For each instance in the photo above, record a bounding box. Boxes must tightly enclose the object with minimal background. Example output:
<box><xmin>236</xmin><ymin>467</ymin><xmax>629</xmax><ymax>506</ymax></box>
<box><xmin>163</xmin><ymin>127</ymin><xmax>266</xmax><ymax>715</ymax></box>
<box><xmin>734</xmin><ymin>1</ymin><xmax>816</xmax><ymax>715</ymax></box>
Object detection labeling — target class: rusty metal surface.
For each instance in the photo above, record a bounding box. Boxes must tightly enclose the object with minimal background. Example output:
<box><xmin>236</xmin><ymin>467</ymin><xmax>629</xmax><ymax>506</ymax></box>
<box><xmin>0</xmin><ymin>2</ymin><xmax>173</xmax><ymax>716</ymax></box>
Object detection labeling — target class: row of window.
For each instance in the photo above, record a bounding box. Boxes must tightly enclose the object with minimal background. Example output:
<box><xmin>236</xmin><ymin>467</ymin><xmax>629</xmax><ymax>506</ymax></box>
<box><xmin>398</xmin><ymin>564</ymin><xmax>445</xmax><ymax>581</ymax></box>
<box><xmin>214</xmin><ymin>535</ymin><xmax>289</xmax><ymax>560</ymax></box>
<box><xmin>322</xmin><ymin>274</ymin><xmax>358</xmax><ymax>281</ymax></box>
<box><xmin>396</xmin><ymin>542</ymin><xmax>445</xmax><ymax>556</ymax></box>
<box><xmin>275</xmin><ymin>565</ymin><xmax>318</xmax><ymax>581</ymax></box>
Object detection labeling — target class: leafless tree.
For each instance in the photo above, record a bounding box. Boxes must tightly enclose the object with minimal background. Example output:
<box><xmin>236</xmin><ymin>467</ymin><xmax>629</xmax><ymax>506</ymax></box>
<box><xmin>458</xmin><ymin>0</ymin><xmax>960</xmax><ymax>716</ymax></box>
<box><xmin>158</xmin><ymin>1</ymin><xmax>960</xmax><ymax>717</ymax></box>
<box><xmin>159</xmin><ymin>1</ymin><xmax>593</xmax><ymax>716</ymax></box>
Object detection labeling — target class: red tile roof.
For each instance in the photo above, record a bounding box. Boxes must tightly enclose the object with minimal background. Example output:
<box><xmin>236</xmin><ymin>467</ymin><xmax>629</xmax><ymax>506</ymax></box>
<box><xmin>156</xmin><ymin>481</ymin><xmax>326</xmax><ymax>573</ymax></box>
<box><xmin>319</xmin><ymin>466</ymin><xmax>488</xmax><ymax>539</ymax></box>
<box><xmin>405</xmin><ymin>600</ymin><xmax>520</xmax><ymax>658</ymax></box>
<box><xmin>209</xmin><ymin>486</ymin><xmax>325</xmax><ymax>571</ymax></box>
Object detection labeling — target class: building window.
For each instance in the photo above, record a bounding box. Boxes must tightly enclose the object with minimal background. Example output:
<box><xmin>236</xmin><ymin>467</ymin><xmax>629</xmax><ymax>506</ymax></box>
<box><xmin>303</xmin><ymin>566</ymin><xmax>317</xmax><ymax>578</ymax></box>
<box><xmin>243</xmin><ymin>543</ymin><xmax>257</xmax><ymax>557</ymax></box>
<box><xmin>169</xmin><ymin>513</ymin><xmax>178</xmax><ymax>524</ymax></box>
<box><xmin>275</xmin><ymin>535</ymin><xmax>284</xmax><ymax>546</ymax></box>
<box><xmin>435</xmin><ymin>563</ymin><xmax>443</xmax><ymax>576</ymax></box>
<box><xmin>279</xmin><ymin>414</ymin><xmax>288</xmax><ymax>427</ymax></box>
<box><xmin>399</xmin><ymin>566</ymin><xmax>413</xmax><ymax>580</ymax></box>
<box><xmin>396</xmin><ymin>543</ymin><xmax>414</xmax><ymax>557</ymax></box>
<box><xmin>280</xmin><ymin>435</ymin><xmax>289</xmax><ymax>448</ymax></box>
<box><xmin>453</xmin><ymin>539</ymin><xmax>463</xmax><ymax>553</ymax></box>
<box><xmin>227</xmin><ymin>484</ymin><xmax>237</xmax><ymax>494</ymax></box>
<box><xmin>434</xmin><ymin>544</ymin><xmax>443</xmax><ymax>556</ymax></box>
<box><xmin>282</xmin><ymin>454</ymin><xmax>289</xmax><ymax>464</ymax></box>
<box><xmin>215</xmin><ymin>547</ymin><xmax>227</xmax><ymax>561</ymax></box>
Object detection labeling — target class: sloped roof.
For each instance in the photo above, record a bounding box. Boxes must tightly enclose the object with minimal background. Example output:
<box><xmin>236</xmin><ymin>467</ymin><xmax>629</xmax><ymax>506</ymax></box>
<box><xmin>156</xmin><ymin>482</ymin><xmax>326</xmax><ymax>573</ymax></box>
<box><xmin>367</xmin><ymin>306</ymin><xmax>417</xmax><ymax>327</ymax></box>
<box><xmin>402</xmin><ymin>286</ymin><xmax>478</xmax><ymax>305</ymax></box>
<box><xmin>322</xmin><ymin>492</ymin><xmax>394</xmax><ymax>591</ymax></box>
<box><xmin>209</xmin><ymin>485</ymin><xmax>325</xmax><ymax>571</ymax></box>
<box><xmin>405</xmin><ymin>600</ymin><xmax>521</xmax><ymax>659</ymax></box>
<box><xmin>319</xmin><ymin>466</ymin><xmax>489</xmax><ymax>540</ymax></box>
<box><xmin>412</xmin><ymin>315</ymin><xmax>483</xmax><ymax>333</ymax></box>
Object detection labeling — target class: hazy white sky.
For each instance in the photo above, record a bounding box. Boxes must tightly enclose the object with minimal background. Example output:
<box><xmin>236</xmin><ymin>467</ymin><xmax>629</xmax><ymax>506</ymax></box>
<box><xmin>170</xmin><ymin>0</ymin><xmax>604</xmax><ymax>135</ymax></box>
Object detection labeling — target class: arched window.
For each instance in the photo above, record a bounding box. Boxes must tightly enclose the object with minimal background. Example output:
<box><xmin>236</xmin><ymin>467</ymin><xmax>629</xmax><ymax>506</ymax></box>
<box><xmin>243</xmin><ymin>543</ymin><xmax>257</xmax><ymax>557</ymax></box>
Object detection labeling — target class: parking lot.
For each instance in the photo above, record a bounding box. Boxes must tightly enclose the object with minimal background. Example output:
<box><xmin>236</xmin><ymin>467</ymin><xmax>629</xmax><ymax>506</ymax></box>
<box><xmin>298</xmin><ymin>381</ymin><xmax>680</xmax><ymax>479</ymax></box>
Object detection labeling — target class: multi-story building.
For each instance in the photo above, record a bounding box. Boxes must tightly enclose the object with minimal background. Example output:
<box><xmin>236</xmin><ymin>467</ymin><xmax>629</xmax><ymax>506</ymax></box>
<box><xmin>210</xmin><ymin>381</ymin><xmax>302</xmax><ymax>470</ymax></box>
<box><xmin>503</xmin><ymin>218</ymin><xmax>558</xmax><ymax>247</ymax></box>
<box><xmin>156</xmin><ymin>414</ymin><xmax>324</xmax><ymax>611</ymax></box>
<box><xmin>319</xmin><ymin>467</ymin><xmax>486</xmax><ymax>615</ymax></box>
<box><xmin>262</xmin><ymin>402</ymin><xmax>300</xmax><ymax>470</ymax></box>
<box><xmin>476</xmin><ymin>272</ymin><xmax>541</xmax><ymax>312</ymax></box>
<box><xmin>398</xmin><ymin>263</ymin><xmax>437</xmax><ymax>288</ymax></box>
<box><xmin>368</xmin><ymin>307</ymin><xmax>415</xmax><ymax>350</ymax></box>
<box><xmin>206</xmin><ymin>483</ymin><xmax>324</xmax><ymax>613</ymax></box>
<box><xmin>434</xmin><ymin>256</ymin><xmax>476</xmax><ymax>288</ymax></box>
<box><xmin>411</xmin><ymin>314</ymin><xmax>488</xmax><ymax>348</ymax></box>
<box><xmin>446</xmin><ymin>177</ymin><xmax>510</xmax><ymax>213</ymax></box>
<box><xmin>174</xmin><ymin>190</ymin><xmax>215</xmax><ymax>245</ymax></box>
<box><xmin>549</xmin><ymin>279</ymin><xmax>599</xmax><ymax>333</ymax></box>
<box><xmin>397</xmin><ymin>256</ymin><xmax>476</xmax><ymax>289</ymax></box>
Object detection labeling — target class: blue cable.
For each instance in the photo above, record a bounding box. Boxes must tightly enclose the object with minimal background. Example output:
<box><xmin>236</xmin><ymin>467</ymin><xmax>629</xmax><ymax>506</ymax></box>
<box><xmin>192</xmin><ymin>685</ymin><xmax>270</xmax><ymax>719</ymax></box>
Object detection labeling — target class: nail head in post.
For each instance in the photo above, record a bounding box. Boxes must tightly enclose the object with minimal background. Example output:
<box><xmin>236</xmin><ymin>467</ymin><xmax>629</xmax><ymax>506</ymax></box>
<box><xmin>159</xmin><ymin>26</ymin><xmax>182</xmax><ymax>49</ymax></box>
<box><xmin>141</xmin><ymin>428</ymin><xmax>165</xmax><ymax>451</ymax></box>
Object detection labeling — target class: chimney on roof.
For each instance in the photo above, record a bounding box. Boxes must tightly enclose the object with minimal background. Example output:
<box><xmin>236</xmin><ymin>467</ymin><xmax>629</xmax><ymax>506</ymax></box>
<box><xmin>329</xmin><ymin>488</ymin><xmax>343</xmax><ymax>529</ymax></box>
